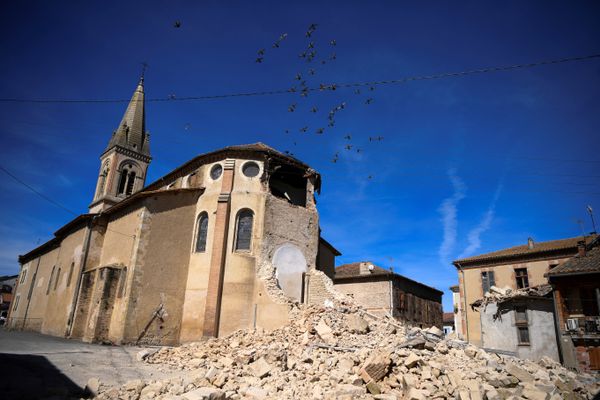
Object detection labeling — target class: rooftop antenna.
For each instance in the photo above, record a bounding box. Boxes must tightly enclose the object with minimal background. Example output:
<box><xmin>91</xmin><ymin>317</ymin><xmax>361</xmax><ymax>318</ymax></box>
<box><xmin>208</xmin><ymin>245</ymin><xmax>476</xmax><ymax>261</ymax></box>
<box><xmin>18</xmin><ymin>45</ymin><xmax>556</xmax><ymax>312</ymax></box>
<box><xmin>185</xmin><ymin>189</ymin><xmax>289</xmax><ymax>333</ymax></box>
<box><xmin>575</xmin><ymin>219</ymin><xmax>585</xmax><ymax>237</ymax></box>
<box><xmin>388</xmin><ymin>256</ymin><xmax>394</xmax><ymax>273</ymax></box>
<box><xmin>587</xmin><ymin>205</ymin><xmax>597</xmax><ymax>234</ymax></box>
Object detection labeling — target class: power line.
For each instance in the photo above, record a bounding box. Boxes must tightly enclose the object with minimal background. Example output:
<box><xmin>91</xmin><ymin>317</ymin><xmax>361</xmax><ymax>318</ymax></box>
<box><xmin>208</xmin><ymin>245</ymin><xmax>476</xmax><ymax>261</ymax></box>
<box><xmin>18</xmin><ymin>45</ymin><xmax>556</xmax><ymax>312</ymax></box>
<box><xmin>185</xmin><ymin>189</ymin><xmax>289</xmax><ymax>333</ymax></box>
<box><xmin>0</xmin><ymin>165</ymin><xmax>134</xmax><ymax>238</ymax></box>
<box><xmin>1</xmin><ymin>53</ymin><xmax>599</xmax><ymax>104</ymax></box>
<box><xmin>0</xmin><ymin>164</ymin><xmax>77</xmax><ymax>216</ymax></box>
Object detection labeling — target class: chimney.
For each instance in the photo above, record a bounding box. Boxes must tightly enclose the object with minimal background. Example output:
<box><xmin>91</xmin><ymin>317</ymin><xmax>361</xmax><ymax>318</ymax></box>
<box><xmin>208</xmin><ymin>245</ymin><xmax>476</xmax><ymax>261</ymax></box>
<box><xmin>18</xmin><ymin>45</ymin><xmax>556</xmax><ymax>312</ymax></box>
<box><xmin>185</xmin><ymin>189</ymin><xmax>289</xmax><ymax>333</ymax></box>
<box><xmin>359</xmin><ymin>262</ymin><xmax>374</xmax><ymax>275</ymax></box>
<box><xmin>527</xmin><ymin>237</ymin><xmax>535</xmax><ymax>250</ymax></box>
<box><xmin>577</xmin><ymin>240</ymin><xmax>586</xmax><ymax>257</ymax></box>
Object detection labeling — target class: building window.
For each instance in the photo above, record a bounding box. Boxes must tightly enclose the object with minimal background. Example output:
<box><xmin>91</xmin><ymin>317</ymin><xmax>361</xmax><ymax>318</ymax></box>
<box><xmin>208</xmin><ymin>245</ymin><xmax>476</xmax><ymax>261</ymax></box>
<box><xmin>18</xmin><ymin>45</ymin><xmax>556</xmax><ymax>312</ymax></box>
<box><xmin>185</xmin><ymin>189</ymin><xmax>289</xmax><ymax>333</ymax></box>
<box><xmin>13</xmin><ymin>295</ymin><xmax>20</xmax><ymax>312</ymax></box>
<box><xmin>210</xmin><ymin>164</ymin><xmax>222</xmax><ymax>180</ymax></box>
<box><xmin>481</xmin><ymin>271</ymin><xmax>495</xmax><ymax>294</ymax></box>
<box><xmin>242</xmin><ymin>162</ymin><xmax>260</xmax><ymax>178</ymax></box>
<box><xmin>20</xmin><ymin>269</ymin><xmax>27</xmax><ymax>284</ymax></box>
<box><xmin>515</xmin><ymin>268</ymin><xmax>529</xmax><ymax>289</ymax></box>
<box><xmin>54</xmin><ymin>268</ymin><xmax>61</xmax><ymax>291</ymax></box>
<box><xmin>515</xmin><ymin>306</ymin><xmax>529</xmax><ymax>345</ymax></box>
<box><xmin>117</xmin><ymin>169</ymin><xmax>128</xmax><ymax>194</ymax></box>
<box><xmin>195</xmin><ymin>212</ymin><xmax>209</xmax><ymax>252</ymax></box>
<box><xmin>67</xmin><ymin>262</ymin><xmax>75</xmax><ymax>287</ymax></box>
<box><xmin>234</xmin><ymin>209</ymin><xmax>254</xmax><ymax>251</ymax></box>
<box><xmin>126</xmin><ymin>171</ymin><xmax>136</xmax><ymax>195</ymax></box>
<box><xmin>47</xmin><ymin>266</ymin><xmax>56</xmax><ymax>295</ymax></box>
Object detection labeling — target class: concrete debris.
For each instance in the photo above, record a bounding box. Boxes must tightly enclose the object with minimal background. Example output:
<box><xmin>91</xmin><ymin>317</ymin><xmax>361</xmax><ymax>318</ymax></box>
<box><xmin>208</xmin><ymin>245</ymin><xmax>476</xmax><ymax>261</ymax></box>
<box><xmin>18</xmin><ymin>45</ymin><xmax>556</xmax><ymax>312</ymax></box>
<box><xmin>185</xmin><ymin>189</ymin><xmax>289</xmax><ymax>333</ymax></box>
<box><xmin>91</xmin><ymin>300</ymin><xmax>600</xmax><ymax>400</ymax></box>
<box><xmin>471</xmin><ymin>284</ymin><xmax>553</xmax><ymax>310</ymax></box>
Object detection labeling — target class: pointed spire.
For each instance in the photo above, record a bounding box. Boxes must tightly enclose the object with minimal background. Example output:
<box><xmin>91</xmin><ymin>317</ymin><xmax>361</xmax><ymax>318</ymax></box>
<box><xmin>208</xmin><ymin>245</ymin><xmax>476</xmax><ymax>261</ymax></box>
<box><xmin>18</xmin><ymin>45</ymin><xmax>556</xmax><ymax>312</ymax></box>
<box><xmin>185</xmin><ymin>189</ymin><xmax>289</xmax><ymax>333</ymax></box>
<box><xmin>105</xmin><ymin>78</ymin><xmax>150</xmax><ymax>156</ymax></box>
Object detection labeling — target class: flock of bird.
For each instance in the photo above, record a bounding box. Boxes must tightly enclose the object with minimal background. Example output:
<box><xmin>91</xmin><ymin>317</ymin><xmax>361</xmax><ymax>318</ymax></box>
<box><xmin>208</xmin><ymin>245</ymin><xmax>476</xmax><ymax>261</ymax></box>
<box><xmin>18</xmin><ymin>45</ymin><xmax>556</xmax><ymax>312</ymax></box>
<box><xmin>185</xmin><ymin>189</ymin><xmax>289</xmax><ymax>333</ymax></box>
<box><xmin>171</xmin><ymin>20</ymin><xmax>384</xmax><ymax>180</ymax></box>
<box><xmin>253</xmin><ymin>23</ymin><xmax>385</xmax><ymax>180</ymax></box>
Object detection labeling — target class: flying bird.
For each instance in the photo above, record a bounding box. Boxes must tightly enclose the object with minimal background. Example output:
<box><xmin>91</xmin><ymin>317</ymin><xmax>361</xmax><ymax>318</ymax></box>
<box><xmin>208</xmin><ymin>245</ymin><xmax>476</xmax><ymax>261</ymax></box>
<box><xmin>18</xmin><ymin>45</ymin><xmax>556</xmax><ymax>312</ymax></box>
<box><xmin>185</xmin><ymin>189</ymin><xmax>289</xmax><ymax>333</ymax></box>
<box><xmin>356</xmin><ymin>148</ymin><xmax>362</xmax><ymax>153</ymax></box>
<box><xmin>369</xmin><ymin>136</ymin><xmax>384</xmax><ymax>142</ymax></box>
<box><xmin>306</xmin><ymin>23</ymin><xmax>318</xmax><ymax>37</ymax></box>
<box><xmin>344</xmin><ymin>144</ymin><xmax>353</xmax><ymax>150</ymax></box>
<box><xmin>307</xmin><ymin>42</ymin><xmax>315</xmax><ymax>49</ymax></box>
<box><xmin>255</xmin><ymin>57</ymin><xmax>264</xmax><ymax>63</ymax></box>
<box><xmin>368</xmin><ymin>175</ymin><xmax>373</xmax><ymax>180</ymax></box>
<box><xmin>168</xmin><ymin>94</ymin><xmax>176</xmax><ymax>100</ymax></box>
<box><xmin>173</xmin><ymin>21</ymin><xmax>182</xmax><ymax>28</ymax></box>
<box><xmin>257</xmin><ymin>49</ymin><xmax>265</xmax><ymax>56</ymax></box>
<box><xmin>308</xmin><ymin>68</ymin><xmax>316</xmax><ymax>76</ymax></box>
<box><xmin>344</xmin><ymin>135</ymin><xmax>352</xmax><ymax>140</ymax></box>
<box><xmin>279</xmin><ymin>33</ymin><xmax>288</xmax><ymax>41</ymax></box>
<box><xmin>316</xmin><ymin>128</ymin><xmax>325</xmax><ymax>134</ymax></box>
<box><xmin>295</xmin><ymin>73</ymin><xmax>302</xmax><ymax>81</ymax></box>
<box><xmin>300</xmin><ymin>126</ymin><xmax>308</xmax><ymax>133</ymax></box>
<box><xmin>365</xmin><ymin>98</ymin><xmax>374</xmax><ymax>104</ymax></box>
<box><xmin>329</xmin><ymin>53</ymin><xmax>337</xmax><ymax>61</ymax></box>
<box><xmin>354</xmin><ymin>89</ymin><xmax>361</xmax><ymax>95</ymax></box>
<box><xmin>288</xmin><ymin>103</ymin><xmax>297</xmax><ymax>112</ymax></box>
<box><xmin>184</xmin><ymin>123</ymin><xmax>191</xmax><ymax>131</ymax></box>
<box><xmin>310</xmin><ymin>106</ymin><xmax>318</xmax><ymax>113</ymax></box>
<box><xmin>329</xmin><ymin>39</ymin><xmax>336</xmax><ymax>46</ymax></box>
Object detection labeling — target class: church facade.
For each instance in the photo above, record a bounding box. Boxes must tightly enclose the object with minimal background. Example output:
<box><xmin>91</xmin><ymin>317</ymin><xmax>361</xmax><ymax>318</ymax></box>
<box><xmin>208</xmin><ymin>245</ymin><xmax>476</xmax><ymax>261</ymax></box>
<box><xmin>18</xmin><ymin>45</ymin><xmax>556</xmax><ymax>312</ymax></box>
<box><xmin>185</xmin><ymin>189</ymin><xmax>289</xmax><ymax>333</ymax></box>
<box><xmin>8</xmin><ymin>79</ymin><xmax>338</xmax><ymax>344</ymax></box>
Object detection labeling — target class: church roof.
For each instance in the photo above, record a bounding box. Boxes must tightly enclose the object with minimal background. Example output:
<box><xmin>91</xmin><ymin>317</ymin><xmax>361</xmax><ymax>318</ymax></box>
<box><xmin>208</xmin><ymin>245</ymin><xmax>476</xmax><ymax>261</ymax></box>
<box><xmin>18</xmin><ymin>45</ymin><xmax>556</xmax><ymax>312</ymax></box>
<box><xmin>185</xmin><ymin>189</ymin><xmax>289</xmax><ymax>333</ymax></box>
<box><xmin>104</xmin><ymin>78</ymin><xmax>151</xmax><ymax>157</ymax></box>
<box><xmin>143</xmin><ymin>142</ymin><xmax>321</xmax><ymax>193</ymax></box>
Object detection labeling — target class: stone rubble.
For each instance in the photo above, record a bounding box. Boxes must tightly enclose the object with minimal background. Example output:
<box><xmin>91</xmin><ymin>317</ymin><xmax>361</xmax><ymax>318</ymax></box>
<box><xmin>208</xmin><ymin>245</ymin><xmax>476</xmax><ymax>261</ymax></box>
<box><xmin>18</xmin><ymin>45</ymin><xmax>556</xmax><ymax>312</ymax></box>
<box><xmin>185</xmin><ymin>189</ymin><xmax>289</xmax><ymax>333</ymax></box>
<box><xmin>92</xmin><ymin>300</ymin><xmax>599</xmax><ymax>399</ymax></box>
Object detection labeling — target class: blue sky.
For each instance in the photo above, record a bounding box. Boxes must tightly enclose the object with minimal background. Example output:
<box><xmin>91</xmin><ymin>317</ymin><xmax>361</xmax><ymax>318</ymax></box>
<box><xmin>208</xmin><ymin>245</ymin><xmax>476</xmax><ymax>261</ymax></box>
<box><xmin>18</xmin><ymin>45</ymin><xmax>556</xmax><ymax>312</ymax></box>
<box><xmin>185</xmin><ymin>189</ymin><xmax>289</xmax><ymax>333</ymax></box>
<box><xmin>1</xmin><ymin>1</ymin><xmax>599</xmax><ymax>311</ymax></box>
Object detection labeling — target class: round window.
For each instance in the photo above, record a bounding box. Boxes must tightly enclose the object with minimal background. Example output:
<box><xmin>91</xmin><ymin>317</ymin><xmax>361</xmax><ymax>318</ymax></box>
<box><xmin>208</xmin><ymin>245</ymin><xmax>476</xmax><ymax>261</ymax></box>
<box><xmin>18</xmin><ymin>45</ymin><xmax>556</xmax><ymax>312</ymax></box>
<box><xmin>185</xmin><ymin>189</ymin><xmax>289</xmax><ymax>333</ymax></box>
<box><xmin>242</xmin><ymin>162</ymin><xmax>260</xmax><ymax>178</ymax></box>
<box><xmin>210</xmin><ymin>164</ymin><xmax>222</xmax><ymax>180</ymax></box>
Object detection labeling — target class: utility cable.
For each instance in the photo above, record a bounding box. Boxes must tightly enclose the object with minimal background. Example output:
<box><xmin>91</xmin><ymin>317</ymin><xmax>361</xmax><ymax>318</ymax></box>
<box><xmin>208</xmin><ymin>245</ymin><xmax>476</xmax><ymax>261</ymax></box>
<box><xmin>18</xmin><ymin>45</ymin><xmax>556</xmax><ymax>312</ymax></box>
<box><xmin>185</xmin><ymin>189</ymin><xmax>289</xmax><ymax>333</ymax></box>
<box><xmin>0</xmin><ymin>53</ymin><xmax>598</xmax><ymax>104</ymax></box>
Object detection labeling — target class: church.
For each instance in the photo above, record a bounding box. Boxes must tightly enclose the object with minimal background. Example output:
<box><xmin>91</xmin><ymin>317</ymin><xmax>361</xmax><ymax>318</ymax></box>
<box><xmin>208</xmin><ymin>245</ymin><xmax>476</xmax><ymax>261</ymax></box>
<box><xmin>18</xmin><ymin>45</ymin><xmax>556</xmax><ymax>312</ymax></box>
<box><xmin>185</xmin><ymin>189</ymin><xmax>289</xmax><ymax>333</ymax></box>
<box><xmin>8</xmin><ymin>78</ymin><xmax>341</xmax><ymax>344</ymax></box>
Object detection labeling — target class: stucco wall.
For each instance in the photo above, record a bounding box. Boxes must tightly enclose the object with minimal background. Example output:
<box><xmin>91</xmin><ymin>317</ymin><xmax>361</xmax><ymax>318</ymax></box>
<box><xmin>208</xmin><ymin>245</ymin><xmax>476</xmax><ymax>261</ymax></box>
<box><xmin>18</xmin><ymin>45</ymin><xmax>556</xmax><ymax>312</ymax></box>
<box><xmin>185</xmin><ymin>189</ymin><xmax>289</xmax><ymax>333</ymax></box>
<box><xmin>459</xmin><ymin>256</ymin><xmax>571</xmax><ymax>346</ymax></box>
<box><xmin>479</xmin><ymin>299</ymin><xmax>559</xmax><ymax>362</ymax></box>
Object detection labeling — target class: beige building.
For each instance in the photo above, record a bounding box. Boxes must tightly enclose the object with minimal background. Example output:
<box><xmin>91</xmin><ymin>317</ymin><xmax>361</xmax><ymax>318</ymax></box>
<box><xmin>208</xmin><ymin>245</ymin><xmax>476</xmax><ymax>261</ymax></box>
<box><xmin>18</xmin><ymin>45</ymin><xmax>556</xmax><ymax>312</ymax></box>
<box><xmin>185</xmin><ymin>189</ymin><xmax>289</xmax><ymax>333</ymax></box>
<box><xmin>333</xmin><ymin>262</ymin><xmax>443</xmax><ymax>328</ymax></box>
<box><xmin>453</xmin><ymin>235</ymin><xmax>597</xmax><ymax>347</ymax></box>
<box><xmin>449</xmin><ymin>284</ymin><xmax>464</xmax><ymax>339</ymax></box>
<box><xmin>9</xmin><ymin>78</ymin><xmax>339</xmax><ymax>344</ymax></box>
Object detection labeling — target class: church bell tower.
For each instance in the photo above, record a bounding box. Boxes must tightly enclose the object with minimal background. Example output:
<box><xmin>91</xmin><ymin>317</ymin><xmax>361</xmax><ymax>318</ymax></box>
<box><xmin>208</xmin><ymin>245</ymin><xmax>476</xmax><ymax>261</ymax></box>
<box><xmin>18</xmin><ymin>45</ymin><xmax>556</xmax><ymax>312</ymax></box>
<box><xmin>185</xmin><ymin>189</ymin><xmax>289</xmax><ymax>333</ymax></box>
<box><xmin>89</xmin><ymin>78</ymin><xmax>152</xmax><ymax>213</ymax></box>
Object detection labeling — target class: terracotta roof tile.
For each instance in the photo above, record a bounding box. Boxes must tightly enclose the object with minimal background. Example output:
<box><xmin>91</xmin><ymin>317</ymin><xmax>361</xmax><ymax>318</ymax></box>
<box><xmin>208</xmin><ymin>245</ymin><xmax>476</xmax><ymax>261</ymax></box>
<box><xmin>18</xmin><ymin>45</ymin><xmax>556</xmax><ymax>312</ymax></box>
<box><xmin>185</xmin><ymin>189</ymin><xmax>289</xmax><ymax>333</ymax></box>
<box><xmin>547</xmin><ymin>241</ymin><xmax>600</xmax><ymax>277</ymax></box>
<box><xmin>443</xmin><ymin>312</ymin><xmax>454</xmax><ymax>324</ymax></box>
<box><xmin>453</xmin><ymin>235</ymin><xmax>597</xmax><ymax>266</ymax></box>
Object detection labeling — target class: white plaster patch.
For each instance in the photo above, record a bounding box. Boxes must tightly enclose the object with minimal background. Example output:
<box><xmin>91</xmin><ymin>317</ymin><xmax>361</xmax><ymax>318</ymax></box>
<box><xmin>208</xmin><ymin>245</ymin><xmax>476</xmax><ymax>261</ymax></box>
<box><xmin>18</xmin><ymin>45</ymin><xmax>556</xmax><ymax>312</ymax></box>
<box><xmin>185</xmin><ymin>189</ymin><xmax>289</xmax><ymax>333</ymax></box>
<box><xmin>273</xmin><ymin>243</ymin><xmax>307</xmax><ymax>302</ymax></box>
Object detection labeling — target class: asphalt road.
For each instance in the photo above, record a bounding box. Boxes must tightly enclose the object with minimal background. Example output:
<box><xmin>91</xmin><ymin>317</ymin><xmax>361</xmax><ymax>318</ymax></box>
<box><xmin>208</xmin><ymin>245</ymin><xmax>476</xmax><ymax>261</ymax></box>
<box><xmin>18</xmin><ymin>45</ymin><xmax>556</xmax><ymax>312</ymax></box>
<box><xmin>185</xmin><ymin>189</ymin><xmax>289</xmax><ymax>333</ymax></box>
<box><xmin>0</xmin><ymin>328</ymin><xmax>178</xmax><ymax>399</ymax></box>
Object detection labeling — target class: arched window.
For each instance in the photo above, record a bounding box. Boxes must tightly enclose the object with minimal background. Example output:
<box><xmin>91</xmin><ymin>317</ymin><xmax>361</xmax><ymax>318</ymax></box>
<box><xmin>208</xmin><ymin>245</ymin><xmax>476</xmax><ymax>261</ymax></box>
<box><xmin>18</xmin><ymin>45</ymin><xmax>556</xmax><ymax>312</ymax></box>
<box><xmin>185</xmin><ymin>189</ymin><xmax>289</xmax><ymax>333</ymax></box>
<box><xmin>66</xmin><ymin>262</ymin><xmax>75</xmax><ymax>287</ymax></box>
<box><xmin>117</xmin><ymin>168</ymin><xmax>128</xmax><ymax>195</ymax></box>
<box><xmin>126</xmin><ymin>171</ymin><xmax>136</xmax><ymax>195</ymax></box>
<box><xmin>47</xmin><ymin>266</ymin><xmax>56</xmax><ymax>295</ymax></box>
<box><xmin>235</xmin><ymin>209</ymin><xmax>254</xmax><ymax>251</ymax></box>
<box><xmin>54</xmin><ymin>268</ymin><xmax>61</xmax><ymax>290</ymax></box>
<box><xmin>195</xmin><ymin>212</ymin><xmax>209</xmax><ymax>252</ymax></box>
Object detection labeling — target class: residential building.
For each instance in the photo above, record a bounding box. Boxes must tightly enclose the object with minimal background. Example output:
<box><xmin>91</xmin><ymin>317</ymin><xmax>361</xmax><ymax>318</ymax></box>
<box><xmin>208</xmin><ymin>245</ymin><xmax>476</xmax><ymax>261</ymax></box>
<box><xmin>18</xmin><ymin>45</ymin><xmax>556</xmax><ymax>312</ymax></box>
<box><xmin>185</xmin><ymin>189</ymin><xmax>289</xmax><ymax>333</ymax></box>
<box><xmin>9</xmin><ymin>78</ymin><xmax>340</xmax><ymax>344</ymax></box>
<box><xmin>442</xmin><ymin>312</ymin><xmax>454</xmax><ymax>336</ymax></box>
<box><xmin>332</xmin><ymin>261</ymin><xmax>443</xmax><ymax>328</ymax></box>
<box><xmin>450</xmin><ymin>284</ymin><xmax>464</xmax><ymax>339</ymax></box>
<box><xmin>547</xmin><ymin>238</ymin><xmax>600</xmax><ymax>372</ymax></box>
<box><xmin>471</xmin><ymin>284</ymin><xmax>560</xmax><ymax>362</ymax></box>
<box><xmin>0</xmin><ymin>275</ymin><xmax>18</xmax><ymax>322</ymax></box>
<box><xmin>453</xmin><ymin>235</ymin><xmax>597</xmax><ymax>346</ymax></box>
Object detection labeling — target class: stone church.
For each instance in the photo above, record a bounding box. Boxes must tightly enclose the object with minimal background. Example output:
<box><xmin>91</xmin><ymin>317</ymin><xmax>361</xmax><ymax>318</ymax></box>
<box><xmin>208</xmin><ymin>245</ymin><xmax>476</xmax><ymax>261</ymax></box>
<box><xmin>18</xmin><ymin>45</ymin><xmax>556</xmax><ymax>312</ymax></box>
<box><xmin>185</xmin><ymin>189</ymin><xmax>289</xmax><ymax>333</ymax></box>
<box><xmin>8</xmin><ymin>78</ymin><xmax>340</xmax><ymax>344</ymax></box>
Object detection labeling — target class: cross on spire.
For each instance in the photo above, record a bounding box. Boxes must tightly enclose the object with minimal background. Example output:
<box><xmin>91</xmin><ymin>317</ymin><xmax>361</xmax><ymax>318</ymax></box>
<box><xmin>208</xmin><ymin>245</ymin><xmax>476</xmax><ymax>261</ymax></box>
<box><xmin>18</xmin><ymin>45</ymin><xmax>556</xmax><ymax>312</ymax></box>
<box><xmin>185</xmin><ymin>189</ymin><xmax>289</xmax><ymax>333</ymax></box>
<box><xmin>140</xmin><ymin>61</ymin><xmax>148</xmax><ymax>82</ymax></box>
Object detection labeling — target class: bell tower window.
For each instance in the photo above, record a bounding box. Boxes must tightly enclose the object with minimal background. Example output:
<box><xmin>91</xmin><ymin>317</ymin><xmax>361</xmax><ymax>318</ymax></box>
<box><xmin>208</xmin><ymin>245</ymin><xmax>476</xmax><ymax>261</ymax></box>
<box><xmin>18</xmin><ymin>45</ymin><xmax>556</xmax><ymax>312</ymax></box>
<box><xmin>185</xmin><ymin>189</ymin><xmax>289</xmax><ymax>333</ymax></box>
<box><xmin>117</xmin><ymin>169</ymin><xmax>128</xmax><ymax>195</ymax></box>
<box><xmin>126</xmin><ymin>171</ymin><xmax>136</xmax><ymax>195</ymax></box>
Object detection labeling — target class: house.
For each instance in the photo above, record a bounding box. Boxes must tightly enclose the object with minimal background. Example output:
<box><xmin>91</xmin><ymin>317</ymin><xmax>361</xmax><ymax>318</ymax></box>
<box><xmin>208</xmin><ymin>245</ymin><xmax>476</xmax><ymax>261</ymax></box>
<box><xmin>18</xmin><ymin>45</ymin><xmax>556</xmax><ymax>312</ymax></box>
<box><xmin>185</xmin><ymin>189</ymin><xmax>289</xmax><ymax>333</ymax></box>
<box><xmin>453</xmin><ymin>235</ymin><xmax>597</xmax><ymax>346</ymax></box>
<box><xmin>0</xmin><ymin>275</ymin><xmax>18</xmax><ymax>323</ymax></box>
<box><xmin>547</xmin><ymin>238</ymin><xmax>600</xmax><ymax>372</ymax></box>
<box><xmin>442</xmin><ymin>312</ymin><xmax>455</xmax><ymax>335</ymax></box>
<box><xmin>332</xmin><ymin>261</ymin><xmax>443</xmax><ymax>328</ymax></box>
<box><xmin>9</xmin><ymin>78</ymin><xmax>340</xmax><ymax>344</ymax></box>
<box><xmin>449</xmin><ymin>284</ymin><xmax>464</xmax><ymax>339</ymax></box>
<box><xmin>471</xmin><ymin>284</ymin><xmax>560</xmax><ymax>362</ymax></box>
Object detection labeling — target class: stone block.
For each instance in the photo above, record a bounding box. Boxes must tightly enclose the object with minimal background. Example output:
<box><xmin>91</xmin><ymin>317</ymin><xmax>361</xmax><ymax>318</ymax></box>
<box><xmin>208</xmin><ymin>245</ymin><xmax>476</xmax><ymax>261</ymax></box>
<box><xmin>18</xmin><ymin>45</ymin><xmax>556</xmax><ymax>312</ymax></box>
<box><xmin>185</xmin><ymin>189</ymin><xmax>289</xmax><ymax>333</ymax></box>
<box><xmin>249</xmin><ymin>357</ymin><xmax>272</xmax><ymax>378</ymax></box>
<box><xmin>182</xmin><ymin>387</ymin><xmax>225</xmax><ymax>400</ymax></box>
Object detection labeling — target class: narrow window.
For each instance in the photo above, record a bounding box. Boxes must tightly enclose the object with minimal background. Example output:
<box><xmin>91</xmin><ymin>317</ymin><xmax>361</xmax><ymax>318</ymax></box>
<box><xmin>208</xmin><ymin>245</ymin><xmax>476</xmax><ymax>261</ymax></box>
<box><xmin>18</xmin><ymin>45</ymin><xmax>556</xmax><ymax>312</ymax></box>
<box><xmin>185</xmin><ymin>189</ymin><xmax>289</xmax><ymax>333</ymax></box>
<box><xmin>235</xmin><ymin>209</ymin><xmax>254</xmax><ymax>251</ymax></box>
<box><xmin>13</xmin><ymin>295</ymin><xmax>20</xmax><ymax>311</ymax></box>
<box><xmin>47</xmin><ymin>266</ymin><xmax>56</xmax><ymax>295</ymax></box>
<box><xmin>67</xmin><ymin>262</ymin><xmax>75</xmax><ymax>287</ymax></box>
<box><xmin>19</xmin><ymin>269</ymin><xmax>27</xmax><ymax>284</ymax></box>
<box><xmin>54</xmin><ymin>268</ymin><xmax>61</xmax><ymax>290</ymax></box>
<box><xmin>117</xmin><ymin>169</ymin><xmax>128</xmax><ymax>194</ymax></box>
<box><xmin>515</xmin><ymin>268</ymin><xmax>529</xmax><ymax>289</ymax></box>
<box><xmin>126</xmin><ymin>171</ymin><xmax>136</xmax><ymax>195</ymax></box>
<box><xmin>195</xmin><ymin>212</ymin><xmax>209</xmax><ymax>252</ymax></box>
<box><xmin>481</xmin><ymin>271</ymin><xmax>495</xmax><ymax>294</ymax></box>
<box><xmin>515</xmin><ymin>306</ymin><xmax>529</xmax><ymax>345</ymax></box>
<box><xmin>117</xmin><ymin>268</ymin><xmax>127</xmax><ymax>298</ymax></box>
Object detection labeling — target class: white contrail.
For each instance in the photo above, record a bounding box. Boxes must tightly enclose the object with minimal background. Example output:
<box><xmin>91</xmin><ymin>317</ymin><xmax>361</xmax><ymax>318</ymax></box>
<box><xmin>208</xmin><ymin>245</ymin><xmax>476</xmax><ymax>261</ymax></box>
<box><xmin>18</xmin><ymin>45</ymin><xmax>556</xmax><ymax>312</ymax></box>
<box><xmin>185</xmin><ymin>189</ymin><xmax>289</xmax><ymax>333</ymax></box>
<box><xmin>438</xmin><ymin>168</ymin><xmax>466</xmax><ymax>265</ymax></box>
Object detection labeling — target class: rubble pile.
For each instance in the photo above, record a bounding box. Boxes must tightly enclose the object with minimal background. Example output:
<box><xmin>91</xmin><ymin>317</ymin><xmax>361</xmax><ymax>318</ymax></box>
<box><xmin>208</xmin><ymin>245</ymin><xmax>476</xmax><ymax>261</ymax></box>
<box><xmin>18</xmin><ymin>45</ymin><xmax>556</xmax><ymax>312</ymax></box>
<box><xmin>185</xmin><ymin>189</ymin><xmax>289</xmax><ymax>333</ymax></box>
<box><xmin>92</xmin><ymin>300</ymin><xmax>599</xmax><ymax>400</ymax></box>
